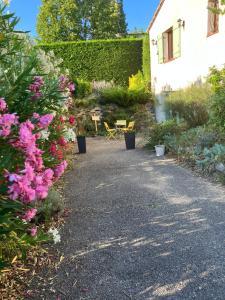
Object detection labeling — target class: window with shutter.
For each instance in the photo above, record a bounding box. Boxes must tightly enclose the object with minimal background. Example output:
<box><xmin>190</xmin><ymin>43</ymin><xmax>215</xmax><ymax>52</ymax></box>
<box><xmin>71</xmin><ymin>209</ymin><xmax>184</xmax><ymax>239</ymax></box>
<box><xmin>157</xmin><ymin>23</ymin><xmax>181</xmax><ymax>64</ymax></box>
<box><xmin>207</xmin><ymin>0</ymin><xmax>219</xmax><ymax>36</ymax></box>
<box><xmin>173</xmin><ymin>24</ymin><xmax>181</xmax><ymax>59</ymax></box>
<box><xmin>157</xmin><ymin>34</ymin><xmax>164</xmax><ymax>64</ymax></box>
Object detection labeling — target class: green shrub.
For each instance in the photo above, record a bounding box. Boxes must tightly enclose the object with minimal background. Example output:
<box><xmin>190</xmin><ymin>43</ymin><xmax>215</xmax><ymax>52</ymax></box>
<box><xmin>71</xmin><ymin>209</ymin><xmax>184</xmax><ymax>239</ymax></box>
<box><xmin>142</xmin><ymin>34</ymin><xmax>151</xmax><ymax>84</ymax></box>
<box><xmin>208</xmin><ymin>66</ymin><xmax>225</xmax><ymax>128</ymax></box>
<box><xmin>166</xmin><ymin>84</ymin><xmax>212</xmax><ymax>128</ymax></box>
<box><xmin>74</xmin><ymin>79</ymin><xmax>92</xmax><ymax>98</ymax></box>
<box><xmin>39</xmin><ymin>39</ymin><xmax>143</xmax><ymax>86</ymax></box>
<box><xmin>129</xmin><ymin>71</ymin><xmax>146</xmax><ymax>91</ymax></box>
<box><xmin>37</xmin><ymin>188</ymin><xmax>64</xmax><ymax>222</ymax></box>
<box><xmin>74</xmin><ymin>98</ymin><xmax>97</xmax><ymax>108</ymax></box>
<box><xmin>147</xmin><ymin>119</ymin><xmax>187</xmax><ymax>149</ymax></box>
<box><xmin>100</xmin><ymin>86</ymin><xmax>151</xmax><ymax>107</ymax></box>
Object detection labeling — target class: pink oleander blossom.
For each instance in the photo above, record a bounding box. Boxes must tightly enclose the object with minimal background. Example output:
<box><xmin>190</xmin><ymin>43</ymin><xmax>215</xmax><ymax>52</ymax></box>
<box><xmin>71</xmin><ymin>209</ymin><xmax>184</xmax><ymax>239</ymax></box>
<box><xmin>22</xmin><ymin>208</ymin><xmax>37</xmax><ymax>222</ymax></box>
<box><xmin>38</xmin><ymin>114</ymin><xmax>54</xmax><ymax>128</ymax></box>
<box><xmin>68</xmin><ymin>82</ymin><xmax>75</xmax><ymax>93</ymax></box>
<box><xmin>0</xmin><ymin>113</ymin><xmax>18</xmax><ymax>137</ymax></box>
<box><xmin>29</xmin><ymin>226</ymin><xmax>37</xmax><ymax>237</ymax></box>
<box><xmin>54</xmin><ymin>160</ymin><xmax>68</xmax><ymax>180</ymax></box>
<box><xmin>0</xmin><ymin>98</ymin><xmax>7</xmax><ymax>111</ymax></box>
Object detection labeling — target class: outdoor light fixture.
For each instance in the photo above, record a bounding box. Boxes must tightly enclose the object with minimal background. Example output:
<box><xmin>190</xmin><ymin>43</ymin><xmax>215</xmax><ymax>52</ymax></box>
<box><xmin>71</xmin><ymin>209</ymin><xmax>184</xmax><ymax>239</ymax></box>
<box><xmin>151</xmin><ymin>39</ymin><xmax>158</xmax><ymax>46</ymax></box>
<box><xmin>177</xmin><ymin>18</ymin><xmax>185</xmax><ymax>27</ymax></box>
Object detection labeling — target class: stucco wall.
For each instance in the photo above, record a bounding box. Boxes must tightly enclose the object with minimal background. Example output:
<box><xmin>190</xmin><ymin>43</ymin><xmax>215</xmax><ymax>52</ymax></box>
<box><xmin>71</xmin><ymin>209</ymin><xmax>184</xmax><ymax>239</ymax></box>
<box><xmin>149</xmin><ymin>0</ymin><xmax>225</xmax><ymax>121</ymax></box>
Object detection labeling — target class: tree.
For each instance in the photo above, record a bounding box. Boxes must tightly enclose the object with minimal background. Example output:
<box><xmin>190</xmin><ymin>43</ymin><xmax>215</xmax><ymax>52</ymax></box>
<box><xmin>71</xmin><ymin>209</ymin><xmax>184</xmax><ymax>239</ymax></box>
<box><xmin>37</xmin><ymin>0</ymin><xmax>127</xmax><ymax>42</ymax></box>
<box><xmin>37</xmin><ymin>0</ymin><xmax>82</xmax><ymax>42</ymax></box>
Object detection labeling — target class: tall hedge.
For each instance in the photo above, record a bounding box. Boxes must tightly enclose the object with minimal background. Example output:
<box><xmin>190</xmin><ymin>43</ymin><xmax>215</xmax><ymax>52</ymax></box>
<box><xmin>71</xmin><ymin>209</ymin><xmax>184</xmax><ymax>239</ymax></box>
<box><xmin>142</xmin><ymin>34</ymin><xmax>151</xmax><ymax>83</ymax></box>
<box><xmin>39</xmin><ymin>39</ymin><xmax>143</xmax><ymax>86</ymax></box>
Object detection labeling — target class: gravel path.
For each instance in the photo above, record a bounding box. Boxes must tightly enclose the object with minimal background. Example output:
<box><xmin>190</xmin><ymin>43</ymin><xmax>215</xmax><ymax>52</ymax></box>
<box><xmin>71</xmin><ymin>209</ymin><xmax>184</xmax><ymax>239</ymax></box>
<box><xmin>39</xmin><ymin>138</ymin><xmax>225</xmax><ymax>300</ymax></box>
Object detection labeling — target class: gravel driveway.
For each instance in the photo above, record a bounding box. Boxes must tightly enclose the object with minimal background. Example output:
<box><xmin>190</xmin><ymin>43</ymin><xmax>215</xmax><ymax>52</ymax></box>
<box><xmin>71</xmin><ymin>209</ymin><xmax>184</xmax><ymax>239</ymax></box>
<box><xmin>38</xmin><ymin>137</ymin><xmax>225</xmax><ymax>300</ymax></box>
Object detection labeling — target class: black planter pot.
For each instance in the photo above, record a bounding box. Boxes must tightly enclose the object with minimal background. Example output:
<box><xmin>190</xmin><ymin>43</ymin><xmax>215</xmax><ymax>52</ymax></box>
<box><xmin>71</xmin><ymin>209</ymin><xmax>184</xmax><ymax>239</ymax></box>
<box><xmin>77</xmin><ymin>136</ymin><xmax>86</xmax><ymax>154</ymax></box>
<box><xmin>124</xmin><ymin>132</ymin><xmax>135</xmax><ymax>150</ymax></box>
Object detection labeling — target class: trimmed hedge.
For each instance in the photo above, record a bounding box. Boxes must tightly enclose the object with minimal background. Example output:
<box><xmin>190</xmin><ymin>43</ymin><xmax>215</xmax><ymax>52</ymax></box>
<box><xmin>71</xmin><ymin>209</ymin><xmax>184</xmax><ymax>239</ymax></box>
<box><xmin>142</xmin><ymin>34</ymin><xmax>151</xmax><ymax>83</ymax></box>
<box><xmin>39</xmin><ymin>39</ymin><xmax>143</xmax><ymax>86</ymax></box>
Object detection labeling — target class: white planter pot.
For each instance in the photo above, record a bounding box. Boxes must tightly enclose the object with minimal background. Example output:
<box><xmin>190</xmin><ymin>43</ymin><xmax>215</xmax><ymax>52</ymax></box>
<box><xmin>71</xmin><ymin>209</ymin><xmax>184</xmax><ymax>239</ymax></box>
<box><xmin>155</xmin><ymin>145</ymin><xmax>165</xmax><ymax>157</ymax></box>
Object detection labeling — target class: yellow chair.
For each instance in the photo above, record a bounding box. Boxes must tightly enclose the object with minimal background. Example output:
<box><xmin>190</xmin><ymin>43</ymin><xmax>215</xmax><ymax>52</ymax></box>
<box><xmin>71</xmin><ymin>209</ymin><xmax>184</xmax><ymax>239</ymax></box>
<box><xmin>104</xmin><ymin>122</ymin><xmax>117</xmax><ymax>140</ymax></box>
<box><xmin>122</xmin><ymin>121</ymin><xmax>135</xmax><ymax>133</ymax></box>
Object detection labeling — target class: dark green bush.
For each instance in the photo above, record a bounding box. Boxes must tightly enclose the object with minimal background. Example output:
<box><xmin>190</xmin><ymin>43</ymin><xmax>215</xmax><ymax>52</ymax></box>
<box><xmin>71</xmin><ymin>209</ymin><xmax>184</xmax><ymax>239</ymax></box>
<box><xmin>39</xmin><ymin>39</ymin><xmax>143</xmax><ymax>86</ymax></box>
<box><xmin>100</xmin><ymin>86</ymin><xmax>151</xmax><ymax>107</ymax></box>
<box><xmin>166</xmin><ymin>84</ymin><xmax>212</xmax><ymax>128</ymax></box>
<box><xmin>74</xmin><ymin>79</ymin><xmax>92</xmax><ymax>98</ymax></box>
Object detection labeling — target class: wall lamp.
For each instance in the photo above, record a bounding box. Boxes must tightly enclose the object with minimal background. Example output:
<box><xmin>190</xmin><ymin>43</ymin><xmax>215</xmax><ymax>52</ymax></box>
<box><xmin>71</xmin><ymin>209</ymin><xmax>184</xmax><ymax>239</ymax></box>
<box><xmin>177</xmin><ymin>18</ymin><xmax>185</xmax><ymax>28</ymax></box>
<box><xmin>151</xmin><ymin>39</ymin><xmax>158</xmax><ymax>46</ymax></box>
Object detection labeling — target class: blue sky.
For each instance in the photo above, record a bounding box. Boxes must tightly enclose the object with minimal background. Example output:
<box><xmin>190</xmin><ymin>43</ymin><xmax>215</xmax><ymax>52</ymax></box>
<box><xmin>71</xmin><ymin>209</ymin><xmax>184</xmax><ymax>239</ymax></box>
<box><xmin>8</xmin><ymin>0</ymin><xmax>160</xmax><ymax>36</ymax></box>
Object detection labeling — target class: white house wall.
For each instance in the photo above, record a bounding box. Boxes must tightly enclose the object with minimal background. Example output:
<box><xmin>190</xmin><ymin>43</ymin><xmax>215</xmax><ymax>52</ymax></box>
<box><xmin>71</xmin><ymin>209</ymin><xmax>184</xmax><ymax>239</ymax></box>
<box><xmin>149</xmin><ymin>0</ymin><xmax>225</xmax><ymax>120</ymax></box>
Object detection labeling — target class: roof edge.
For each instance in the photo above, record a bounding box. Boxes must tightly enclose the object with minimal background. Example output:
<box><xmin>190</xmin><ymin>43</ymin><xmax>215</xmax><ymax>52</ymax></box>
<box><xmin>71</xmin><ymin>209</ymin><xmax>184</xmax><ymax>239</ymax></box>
<box><xmin>147</xmin><ymin>0</ymin><xmax>166</xmax><ymax>33</ymax></box>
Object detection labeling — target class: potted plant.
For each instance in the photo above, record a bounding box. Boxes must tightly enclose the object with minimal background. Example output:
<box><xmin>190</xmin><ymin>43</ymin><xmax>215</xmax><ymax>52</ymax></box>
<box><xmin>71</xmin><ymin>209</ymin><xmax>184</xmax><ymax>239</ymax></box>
<box><xmin>124</xmin><ymin>129</ymin><xmax>135</xmax><ymax>150</ymax></box>
<box><xmin>76</xmin><ymin>118</ymin><xmax>86</xmax><ymax>154</ymax></box>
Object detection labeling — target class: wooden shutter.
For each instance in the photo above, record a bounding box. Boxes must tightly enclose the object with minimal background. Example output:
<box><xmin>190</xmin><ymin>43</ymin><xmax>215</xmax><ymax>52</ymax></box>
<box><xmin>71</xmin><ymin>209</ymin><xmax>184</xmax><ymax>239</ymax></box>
<box><xmin>157</xmin><ymin>34</ymin><xmax>164</xmax><ymax>64</ymax></box>
<box><xmin>173</xmin><ymin>24</ymin><xmax>181</xmax><ymax>59</ymax></box>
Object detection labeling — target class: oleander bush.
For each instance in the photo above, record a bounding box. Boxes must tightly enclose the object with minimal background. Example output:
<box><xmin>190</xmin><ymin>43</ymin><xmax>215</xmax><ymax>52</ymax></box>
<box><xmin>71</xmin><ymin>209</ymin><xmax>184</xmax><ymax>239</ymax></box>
<box><xmin>0</xmin><ymin>3</ymin><xmax>76</xmax><ymax>270</ymax></box>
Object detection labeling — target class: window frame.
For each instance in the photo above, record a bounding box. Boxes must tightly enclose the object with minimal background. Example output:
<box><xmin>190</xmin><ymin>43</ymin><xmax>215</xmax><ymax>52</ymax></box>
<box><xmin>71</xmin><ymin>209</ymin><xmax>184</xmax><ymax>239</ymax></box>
<box><xmin>207</xmin><ymin>0</ymin><xmax>219</xmax><ymax>37</ymax></box>
<box><xmin>163</xmin><ymin>27</ymin><xmax>174</xmax><ymax>63</ymax></box>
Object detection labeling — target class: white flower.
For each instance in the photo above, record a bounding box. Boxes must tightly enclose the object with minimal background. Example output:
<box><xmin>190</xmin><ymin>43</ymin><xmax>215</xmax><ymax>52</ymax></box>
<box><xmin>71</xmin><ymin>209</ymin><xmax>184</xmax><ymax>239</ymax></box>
<box><xmin>40</xmin><ymin>129</ymin><xmax>50</xmax><ymax>140</ymax></box>
<box><xmin>48</xmin><ymin>228</ymin><xmax>61</xmax><ymax>244</ymax></box>
<box><xmin>64</xmin><ymin>128</ymin><xmax>76</xmax><ymax>142</ymax></box>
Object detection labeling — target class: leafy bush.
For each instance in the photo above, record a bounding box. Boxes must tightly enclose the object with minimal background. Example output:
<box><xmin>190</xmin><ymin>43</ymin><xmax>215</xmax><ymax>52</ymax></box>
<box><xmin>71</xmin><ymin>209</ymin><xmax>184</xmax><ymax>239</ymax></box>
<box><xmin>100</xmin><ymin>86</ymin><xmax>151</xmax><ymax>107</ymax></box>
<box><xmin>196</xmin><ymin>144</ymin><xmax>225</xmax><ymax>172</ymax></box>
<box><xmin>37</xmin><ymin>188</ymin><xmax>64</xmax><ymax>222</ymax></box>
<box><xmin>129</xmin><ymin>71</ymin><xmax>146</xmax><ymax>91</ymax></box>
<box><xmin>74</xmin><ymin>79</ymin><xmax>92</xmax><ymax>99</ymax></box>
<box><xmin>166</xmin><ymin>84</ymin><xmax>212</xmax><ymax>128</ymax></box>
<box><xmin>147</xmin><ymin>119</ymin><xmax>187</xmax><ymax>149</ymax></box>
<box><xmin>39</xmin><ymin>39</ymin><xmax>143</xmax><ymax>86</ymax></box>
<box><xmin>208</xmin><ymin>66</ymin><xmax>225</xmax><ymax>128</ymax></box>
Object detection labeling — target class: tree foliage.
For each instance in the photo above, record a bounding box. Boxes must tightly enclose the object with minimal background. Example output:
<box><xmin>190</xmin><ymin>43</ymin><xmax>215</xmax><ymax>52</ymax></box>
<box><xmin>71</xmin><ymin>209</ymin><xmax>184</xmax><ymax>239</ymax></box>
<box><xmin>37</xmin><ymin>0</ymin><xmax>127</xmax><ymax>42</ymax></box>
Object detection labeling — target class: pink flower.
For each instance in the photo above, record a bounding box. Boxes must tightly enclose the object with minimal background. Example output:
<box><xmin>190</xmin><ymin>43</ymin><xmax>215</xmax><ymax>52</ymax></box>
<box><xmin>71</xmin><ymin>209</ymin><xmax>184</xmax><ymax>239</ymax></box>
<box><xmin>54</xmin><ymin>160</ymin><xmax>68</xmax><ymax>179</ymax></box>
<box><xmin>22</xmin><ymin>208</ymin><xmax>37</xmax><ymax>222</ymax></box>
<box><xmin>33</xmin><ymin>113</ymin><xmax>40</xmax><ymax>119</ymax></box>
<box><xmin>29</xmin><ymin>77</ymin><xmax>44</xmax><ymax>100</ymax></box>
<box><xmin>68</xmin><ymin>82</ymin><xmax>75</xmax><ymax>93</ymax></box>
<box><xmin>0</xmin><ymin>127</ymin><xmax>11</xmax><ymax>137</ymax></box>
<box><xmin>0</xmin><ymin>98</ymin><xmax>7</xmax><ymax>111</ymax></box>
<box><xmin>38</xmin><ymin>114</ymin><xmax>54</xmax><ymax>128</ymax></box>
<box><xmin>35</xmin><ymin>185</ymin><xmax>48</xmax><ymax>200</ymax></box>
<box><xmin>29</xmin><ymin>226</ymin><xmax>37</xmax><ymax>237</ymax></box>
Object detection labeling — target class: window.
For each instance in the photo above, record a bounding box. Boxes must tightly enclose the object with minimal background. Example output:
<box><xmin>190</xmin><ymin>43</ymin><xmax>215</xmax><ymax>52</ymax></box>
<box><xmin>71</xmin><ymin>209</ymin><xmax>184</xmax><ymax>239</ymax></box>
<box><xmin>158</xmin><ymin>24</ymin><xmax>181</xmax><ymax>64</ymax></box>
<box><xmin>208</xmin><ymin>0</ymin><xmax>219</xmax><ymax>36</ymax></box>
<box><xmin>163</xmin><ymin>27</ymin><xmax>173</xmax><ymax>62</ymax></box>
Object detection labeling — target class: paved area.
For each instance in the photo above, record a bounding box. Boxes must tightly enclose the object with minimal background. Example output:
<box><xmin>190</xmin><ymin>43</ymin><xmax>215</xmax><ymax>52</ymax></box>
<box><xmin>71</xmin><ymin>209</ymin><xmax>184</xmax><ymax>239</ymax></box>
<box><xmin>39</xmin><ymin>138</ymin><xmax>225</xmax><ymax>300</ymax></box>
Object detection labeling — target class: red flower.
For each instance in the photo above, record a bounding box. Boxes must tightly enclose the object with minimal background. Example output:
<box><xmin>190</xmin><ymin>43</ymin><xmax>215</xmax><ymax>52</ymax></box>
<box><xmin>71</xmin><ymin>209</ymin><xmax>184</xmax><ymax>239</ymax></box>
<box><xmin>49</xmin><ymin>143</ymin><xmax>57</xmax><ymax>155</ymax></box>
<box><xmin>59</xmin><ymin>116</ymin><xmax>64</xmax><ymax>123</ymax></box>
<box><xmin>69</xmin><ymin>116</ymin><xmax>75</xmax><ymax>125</ymax></box>
<box><xmin>58</xmin><ymin>136</ymin><xmax>67</xmax><ymax>146</ymax></box>
<box><xmin>56</xmin><ymin>149</ymin><xmax>64</xmax><ymax>160</ymax></box>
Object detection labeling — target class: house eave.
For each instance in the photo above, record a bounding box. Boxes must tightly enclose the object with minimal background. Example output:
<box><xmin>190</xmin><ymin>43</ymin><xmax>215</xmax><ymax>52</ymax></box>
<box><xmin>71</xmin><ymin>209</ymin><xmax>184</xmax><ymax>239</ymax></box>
<box><xmin>147</xmin><ymin>0</ymin><xmax>166</xmax><ymax>33</ymax></box>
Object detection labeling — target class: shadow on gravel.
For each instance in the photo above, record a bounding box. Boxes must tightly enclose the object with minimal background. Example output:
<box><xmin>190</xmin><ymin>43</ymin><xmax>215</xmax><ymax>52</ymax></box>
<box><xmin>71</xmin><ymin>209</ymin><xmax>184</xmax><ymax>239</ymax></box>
<box><xmin>30</xmin><ymin>141</ymin><xmax>225</xmax><ymax>300</ymax></box>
